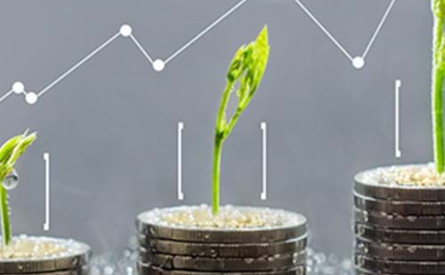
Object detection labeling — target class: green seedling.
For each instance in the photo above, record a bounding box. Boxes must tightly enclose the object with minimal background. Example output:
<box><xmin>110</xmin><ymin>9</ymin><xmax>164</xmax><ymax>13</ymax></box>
<box><xmin>0</xmin><ymin>131</ymin><xmax>36</xmax><ymax>246</ymax></box>
<box><xmin>433</xmin><ymin>0</ymin><xmax>445</xmax><ymax>173</ymax></box>
<box><xmin>212</xmin><ymin>26</ymin><xmax>270</xmax><ymax>214</ymax></box>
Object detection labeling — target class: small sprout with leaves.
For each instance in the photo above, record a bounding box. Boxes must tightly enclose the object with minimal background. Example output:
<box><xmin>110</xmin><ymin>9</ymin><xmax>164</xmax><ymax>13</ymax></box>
<box><xmin>0</xmin><ymin>131</ymin><xmax>36</xmax><ymax>246</ymax></box>
<box><xmin>212</xmin><ymin>26</ymin><xmax>270</xmax><ymax>215</ymax></box>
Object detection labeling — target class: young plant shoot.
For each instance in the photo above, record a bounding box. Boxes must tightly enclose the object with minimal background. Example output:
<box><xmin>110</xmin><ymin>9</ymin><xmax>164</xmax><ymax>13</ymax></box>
<box><xmin>433</xmin><ymin>0</ymin><xmax>445</xmax><ymax>173</ymax></box>
<box><xmin>0</xmin><ymin>131</ymin><xmax>36</xmax><ymax>246</ymax></box>
<box><xmin>212</xmin><ymin>26</ymin><xmax>270</xmax><ymax>215</ymax></box>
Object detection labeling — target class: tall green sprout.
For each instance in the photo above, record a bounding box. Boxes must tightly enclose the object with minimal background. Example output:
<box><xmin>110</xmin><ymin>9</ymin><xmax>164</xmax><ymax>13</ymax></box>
<box><xmin>212</xmin><ymin>27</ymin><xmax>270</xmax><ymax>214</ymax></box>
<box><xmin>433</xmin><ymin>0</ymin><xmax>445</xmax><ymax>173</ymax></box>
<box><xmin>0</xmin><ymin>131</ymin><xmax>36</xmax><ymax>246</ymax></box>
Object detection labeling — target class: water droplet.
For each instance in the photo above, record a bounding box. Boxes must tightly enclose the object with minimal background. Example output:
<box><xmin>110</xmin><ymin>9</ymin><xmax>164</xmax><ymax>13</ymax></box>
<box><xmin>104</xmin><ymin>265</ymin><xmax>114</xmax><ymax>275</ymax></box>
<box><xmin>3</xmin><ymin>169</ymin><xmax>19</xmax><ymax>190</ymax></box>
<box><xmin>407</xmin><ymin>245</ymin><xmax>417</xmax><ymax>253</ymax></box>
<box><xmin>244</xmin><ymin>258</ymin><xmax>254</xmax><ymax>264</ymax></box>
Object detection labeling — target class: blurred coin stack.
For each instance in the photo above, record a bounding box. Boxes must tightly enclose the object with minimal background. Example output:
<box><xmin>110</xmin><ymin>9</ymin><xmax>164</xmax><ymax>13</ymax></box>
<box><xmin>354</xmin><ymin>171</ymin><xmax>445</xmax><ymax>275</ymax></box>
<box><xmin>136</xmin><ymin>207</ymin><xmax>308</xmax><ymax>275</ymax></box>
<box><xmin>0</xmin><ymin>238</ymin><xmax>90</xmax><ymax>275</ymax></box>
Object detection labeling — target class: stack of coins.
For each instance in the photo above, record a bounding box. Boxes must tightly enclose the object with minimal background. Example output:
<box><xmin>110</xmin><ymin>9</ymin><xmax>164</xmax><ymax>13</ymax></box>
<box><xmin>0</xmin><ymin>237</ymin><xmax>90</xmax><ymax>275</ymax></box>
<box><xmin>354</xmin><ymin>170</ymin><xmax>445</xmax><ymax>275</ymax></box>
<box><xmin>136</xmin><ymin>207</ymin><xmax>308</xmax><ymax>275</ymax></box>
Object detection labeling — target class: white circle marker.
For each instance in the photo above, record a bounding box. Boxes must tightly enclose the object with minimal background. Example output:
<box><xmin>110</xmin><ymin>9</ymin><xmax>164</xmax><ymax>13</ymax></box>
<box><xmin>153</xmin><ymin>59</ymin><xmax>165</xmax><ymax>72</ymax></box>
<box><xmin>120</xmin><ymin>24</ymin><xmax>132</xmax><ymax>37</ymax></box>
<box><xmin>12</xmin><ymin>81</ymin><xmax>25</xmax><ymax>94</ymax></box>
<box><xmin>25</xmin><ymin>92</ymin><xmax>38</xmax><ymax>105</ymax></box>
<box><xmin>352</xmin><ymin>57</ymin><xmax>365</xmax><ymax>69</ymax></box>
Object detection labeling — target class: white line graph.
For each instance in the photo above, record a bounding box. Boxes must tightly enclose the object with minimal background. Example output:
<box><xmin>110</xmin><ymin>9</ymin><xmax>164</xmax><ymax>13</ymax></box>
<box><xmin>0</xmin><ymin>0</ymin><xmax>398</xmax><ymax>106</ymax></box>
<box><xmin>293</xmin><ymin>0</ymin><xmax>397</xmax><ymax>69</ymax></box>
<box><xmin>0</xmin><ymin>0</ymin><xmax>248</xmax><ymax>105</ymax></box>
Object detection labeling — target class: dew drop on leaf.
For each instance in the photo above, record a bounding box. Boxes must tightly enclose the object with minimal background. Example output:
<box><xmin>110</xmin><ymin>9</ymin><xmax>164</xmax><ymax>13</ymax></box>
<box><xmin>3</xmin><ymin>169</ymin><xmax>19</xmax><ymax>191</ymax></box>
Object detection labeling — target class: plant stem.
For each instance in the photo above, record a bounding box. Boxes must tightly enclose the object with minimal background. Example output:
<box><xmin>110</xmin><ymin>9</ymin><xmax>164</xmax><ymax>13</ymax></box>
<box><xmin>433</xmin><ymin>7</ymin><xmax>445</xmax><ymax>173</ymax></box>
<box><xmin>212</xmin><ymin>137</ymin><xmax>223</xmax><ymax>215</ymax></box>
<box><xmin>0</xmin><ymin>184</ymin><xmax>10</xmax><ymax>246</ymax></box>
<box><xmin>212</xmin><ymin>82</ymin><xmax>234</xmax><ymax>215</ymax></box>
<box><xmin>433</xmin><ymin>69</ymin><xmax>445</xmax><ymax>173</ymax></box>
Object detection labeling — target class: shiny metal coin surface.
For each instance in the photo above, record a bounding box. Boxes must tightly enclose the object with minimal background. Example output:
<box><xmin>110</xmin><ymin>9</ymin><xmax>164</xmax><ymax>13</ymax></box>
<box><xmin>139</xmin><ymin>252</ymin><xmax>306</xmax><ymax>272</ymax></box>
<box><xmin>355</xmin><ymin>255</ymin><xmax>445</xmax><ymax>274</ymax></box>
<box><xmin>0</xmin><ymin>270</ymin><xmax>88</xmax><ymax>275</ymax></box>
<box><xmin>0</xmin><ymin>238</ymin><xmax>90</xmax><ymax>274</ymax></box>
<box><xmin>355</xmin><ymin>223</ymin><xmax>445</xmax><ymax>244</ymax></box>
<box><xmin>354</xmin><ymin>192</ymin><xmax>445</xmax><ymax>215</ymax></box>
<box><xmin>354</xmin><ymin>208</ymin><xmax>445</xmax><ymax>229</ymax></box>
<box><xmin>137</xmin><ymin>262</ymin><xmax>306</xmax><ymax>275</ymax></box>
<box><xmin>355</xmin><ymin>170</ymin><xmax>445</xmax><ymax>202</ymax></box>
<box><xmin>355</xmin><ymin>266</ymin><xmax>410</xmax><ymax>275</ymax></box>
<box><xmin>356</xmin><ymin>238</ymin><xmax>445</xmax><ymax>260</ymax></box>
<box><xmin>139</xmin><ymin>235</ymin><xmax>307</xmax><ymax>258</ymax></box>
<box><xmin>137</xmin><ymin>207</ymin><xmax>307</xmax><ymax>244</ymax></box>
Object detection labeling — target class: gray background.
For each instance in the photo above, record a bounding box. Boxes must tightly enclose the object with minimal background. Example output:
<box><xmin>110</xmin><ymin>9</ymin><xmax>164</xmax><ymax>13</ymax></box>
<box><xmin>0</xmin><ymin>0</ymin><xmax>432</xmax><ymax>256</ymax></box>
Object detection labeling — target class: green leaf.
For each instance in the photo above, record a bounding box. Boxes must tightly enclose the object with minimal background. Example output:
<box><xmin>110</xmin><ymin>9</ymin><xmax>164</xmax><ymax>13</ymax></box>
<box><xmin>433</xmin><ymin>0</ymin><xmax>445</xmax><ymax>17</ymax></box>
<box><xmin>0</xmin><ymin>136</ymin><xmax>22</xmax><ymax>164</ymax></box>
<box><xmin>6</xmin><ymin>133</ymin><xmax>36</xmax><ymax>168</ymax></box>
<box><xmin>250</xmin><ymin>26</ymin><xmax>270</xmax><ymax>95</ymax></box>
<box><xmin>0</xmin><ymin>131</ymin><xmax>36</xmax><ymax>246</ymax></box>
<box><xmin>227</xmin><ymin>45</ymin><xmax>246</xmax><ymax>82</ymax></box>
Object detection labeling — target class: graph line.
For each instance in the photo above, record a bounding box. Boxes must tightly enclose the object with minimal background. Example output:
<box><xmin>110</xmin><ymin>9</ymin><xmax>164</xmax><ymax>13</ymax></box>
<box><xmin>363</xmin><ymin>0</ymin><xmax>397</xmax><ymax>59</ymax></box>
<box><xmin>0</xmin><ymin>0</ymin><xmax>398</xmax><ymax>106</ymax></box>
<box><xmin>293</xmin><ymin>0</ymin><xmax>397</xmax><ymax>69</ymax></box>
<box><xmin>164</xmin><ymin>0</ymin><xmax>248</xmax><ymax>64</ymax></box>
<box><xmin>129</xmin><ymin>33</ymin><xmax>155</xmax><ymax>65</ymax></box>
<box><xmin>0</xmin><ymin>90</ymin><xmax>13</xmax><ymax>103</ymax></box>
<box><xmin>0</xmin><ymin>0</ymin><xmax>248</xmax><ymax>105</ymax></box>
<box><xmin>38</xmin><ymin>32</ymin><xmax>121</xmax><ymax>98</ymax></box>
<box><xmin>293</xmin><ymin>0</ymin><xmax>353</xmax><ymax>62</ymax></box>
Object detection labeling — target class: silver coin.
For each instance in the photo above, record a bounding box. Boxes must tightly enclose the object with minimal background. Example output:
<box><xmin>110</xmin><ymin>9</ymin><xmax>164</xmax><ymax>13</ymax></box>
<box><xmin>355</xmin><ymin>266</ymin><xmax>407</xmax><ymax>275</ymax></box>
<box><xmin>0</xmin><ymin>238</ymin><xmax>90</xmax><ymax>274</ymax></box>
<box><xmin>137</xmin><ymin>262</ymin><xmax>306</xmax><ymax>275</ymax></box>
<box><xmin>354</xmin><ymin>192</ymin><xmax>445</xmax><ymax>215</ymax></box>
<box><xmin>139</xmin><ymin>235</ymin><xmax>307</xmax><ymax>258</ymax></box>
<box><xmin>355</xmin><ymin>223</ymin><xmax>445</xmax><ymax>244</ymax></box>
<box><xmin>0</xmin><ymin>269</ymin><xmax>88</xmax><ymax>275</ymax></box>
<box><xmin>355</xmin><ymin>255</ymin><xmax>445</xmax><ymax>274</ymax></box>
<box><xmin>137</xmin><ymin>207</ymin><xmax>307</xmax><ymax>244</ymax></box>
<box><xmin>355</xmin><ymin>170</ymin><xmax>445</xmax><ymax>202</ymax></box>
<box><xmin>354</xmin><ymin>208</ymin><xmax>445</xmax><ymax>230</ymax></box>
<box><xmin>356</xmin><ymin>238</ymin><xmax>445</xmax><ymax>260</ymax></box>
<box><xmin>139</xmin><ymin>251</ymin><xmax>306</xmax><ymax>272</ymax></box>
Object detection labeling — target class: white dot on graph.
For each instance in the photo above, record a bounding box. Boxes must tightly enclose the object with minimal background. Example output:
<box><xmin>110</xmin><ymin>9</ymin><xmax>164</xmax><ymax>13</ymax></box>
<box><xmin>25</xmin><ymin>92</ymin><xmax>38</xmax><ymax>105</ymax></box>
<box><xmin>120</xmin><ymin>25</ymin><xmax>132</xmax><ymax>37</ymax></box>
<box><xmin>153</xmin><ymin>59</ymin><xmax>165</xmax><ymax>72</ymax></box>
<box><xmin>12</xmin><ymin>81</ymin><xmax>25</xmax><ymax>94</ymax></box>
<box><xmin>352</xmin><ymin>57</ymin><xmax>365</xmax><ymax>69</ymax></box>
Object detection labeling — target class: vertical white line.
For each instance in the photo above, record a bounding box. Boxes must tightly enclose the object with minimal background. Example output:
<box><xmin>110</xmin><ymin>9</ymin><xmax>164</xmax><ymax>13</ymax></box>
<box><xmin>178</xmin><ymin>122</ymin><xmax>185</xmax><ymax>200</ymax></box>
<box><xmin>43</xmin><ymin>153</ymin><xmax>50</xmax><ymax>231</ymax></box>
<box><xmin>261</xmin><ymin>122</ymin><xmax>267</xmax><ymax>200</ymax></box>
<box><xmin>395</xmin><ymin>80</ymin><xmax>401</xmax><ymax>158</ymax></box>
